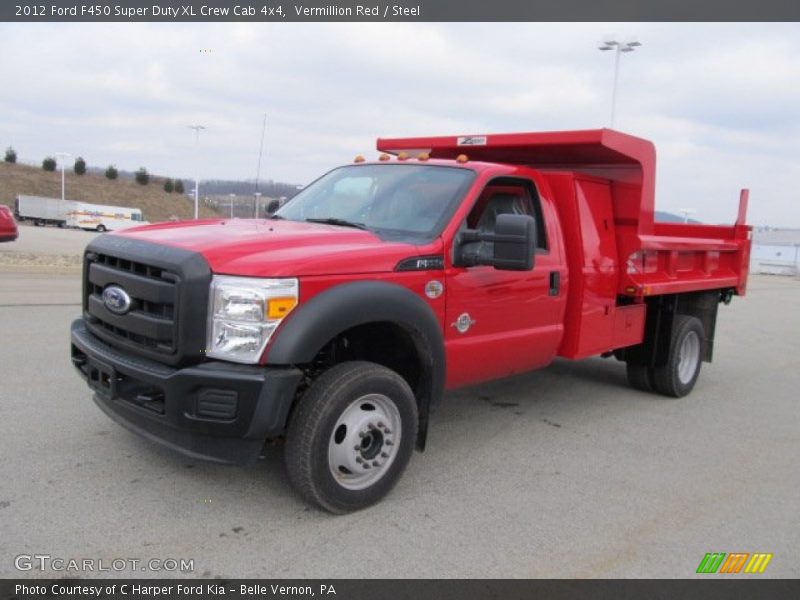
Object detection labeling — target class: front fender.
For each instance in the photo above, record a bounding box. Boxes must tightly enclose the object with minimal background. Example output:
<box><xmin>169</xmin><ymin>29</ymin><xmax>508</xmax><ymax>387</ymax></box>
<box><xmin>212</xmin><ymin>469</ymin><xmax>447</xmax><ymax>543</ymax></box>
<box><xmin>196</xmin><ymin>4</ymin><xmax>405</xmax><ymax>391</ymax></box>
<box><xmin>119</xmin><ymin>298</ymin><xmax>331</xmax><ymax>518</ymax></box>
<box><xmin>266</xmin><ymin>280</ymin><xmax>445</xmax><ymax>449</ymax></box>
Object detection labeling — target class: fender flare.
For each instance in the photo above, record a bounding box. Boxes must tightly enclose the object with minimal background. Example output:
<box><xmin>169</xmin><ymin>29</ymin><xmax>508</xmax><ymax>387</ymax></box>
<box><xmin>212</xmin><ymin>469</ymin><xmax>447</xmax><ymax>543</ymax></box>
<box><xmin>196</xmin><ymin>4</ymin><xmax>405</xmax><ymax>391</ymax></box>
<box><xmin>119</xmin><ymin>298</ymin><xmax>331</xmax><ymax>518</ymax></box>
<box><xmin>266</xmin><ymin>280</ymin><xmax>445</xmax><ymax>449</ymax></box>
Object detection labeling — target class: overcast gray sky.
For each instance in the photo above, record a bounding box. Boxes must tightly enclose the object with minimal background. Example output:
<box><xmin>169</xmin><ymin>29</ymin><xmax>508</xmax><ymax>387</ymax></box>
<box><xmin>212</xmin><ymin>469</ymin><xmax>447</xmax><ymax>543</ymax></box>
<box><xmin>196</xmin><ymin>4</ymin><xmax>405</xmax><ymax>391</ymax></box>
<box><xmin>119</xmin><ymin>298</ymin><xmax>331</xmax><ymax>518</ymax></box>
<box><xmin>1</xmin><ymin>22</ymin><xmax>798</xmax><ymax>225</ymax></box>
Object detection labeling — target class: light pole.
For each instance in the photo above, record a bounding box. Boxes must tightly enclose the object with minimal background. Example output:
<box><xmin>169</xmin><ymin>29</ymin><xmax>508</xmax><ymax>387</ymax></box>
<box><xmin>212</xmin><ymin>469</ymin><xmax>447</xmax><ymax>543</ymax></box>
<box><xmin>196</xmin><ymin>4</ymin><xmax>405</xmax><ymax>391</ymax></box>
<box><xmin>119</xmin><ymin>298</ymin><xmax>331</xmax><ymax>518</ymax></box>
<box><xmin>228</xmin><ymin>193</ymin><xmax>236</xmax><ymax>219</ymax></box>
<box><xmin>188</xmin><ymin>124</ymin><xmax>207</xmax><ymax>219</ymax></box>
<box><xmin>254</xmin><ymin>192</ymin><xmax>262</xmax><ymax>218</ymax></box>
<box><xmin>597</xmin><ymin>35</ymin><xmax>641</xmax><ymax>128</ymax></box>
<box><xmin>55</xmin><ymin>152</ymin><xmax>72</xmax><ymax>204</ymax></box>
<box><xmin>254</xmin><ymin>114</ymin><xmax>267</xmax><ymax>218</ymax></box>
<box><xmin>678</xmin><ymin>208</ymin><xmax>697</xmax><ymax>224</ymax></box>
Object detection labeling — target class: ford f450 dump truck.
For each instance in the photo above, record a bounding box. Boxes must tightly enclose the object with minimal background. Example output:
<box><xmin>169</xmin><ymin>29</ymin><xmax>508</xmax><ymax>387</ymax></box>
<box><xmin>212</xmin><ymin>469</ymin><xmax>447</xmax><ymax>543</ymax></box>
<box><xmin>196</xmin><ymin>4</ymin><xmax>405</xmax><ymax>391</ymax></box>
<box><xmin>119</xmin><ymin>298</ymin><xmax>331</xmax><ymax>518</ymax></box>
<box><xmin>70</xmin><ymin>129</ymin><xmax>752</xmax><ymax>512</ymax></box>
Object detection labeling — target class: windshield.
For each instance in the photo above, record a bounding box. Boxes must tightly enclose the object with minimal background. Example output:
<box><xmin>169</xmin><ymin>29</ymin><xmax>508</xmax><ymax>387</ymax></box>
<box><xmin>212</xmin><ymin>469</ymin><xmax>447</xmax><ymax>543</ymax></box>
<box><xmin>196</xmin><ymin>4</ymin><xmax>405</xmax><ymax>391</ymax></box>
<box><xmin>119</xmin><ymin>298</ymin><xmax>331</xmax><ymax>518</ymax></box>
<box><xmin>276</xmin><ymin>164</ymin><xmax>474</xmax><ymax>239</ymax></box>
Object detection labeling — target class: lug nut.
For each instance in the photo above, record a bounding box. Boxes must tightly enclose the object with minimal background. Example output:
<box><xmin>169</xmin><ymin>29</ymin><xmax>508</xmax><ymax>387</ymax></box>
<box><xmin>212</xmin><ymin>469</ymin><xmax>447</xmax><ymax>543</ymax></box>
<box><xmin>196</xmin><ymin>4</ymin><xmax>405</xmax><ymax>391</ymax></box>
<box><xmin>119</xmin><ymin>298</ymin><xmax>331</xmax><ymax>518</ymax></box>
<box><xmin>378</xmin><ymin>421</ymin><xmax>385</xmax><ymax>428</ymax></box>
<box><xmin>363</xmin><ymin>464</ymin><xmax>370</xmax><ymax>469</ymax></box>
<box><xmin>384</xmin><ymin>428</ymin><xmax>392</xmax><ymax>434</ymax></box>
<box><xmin>385</xmin><ymin>439</ymin><xmax>393</xmax><ymax>446</ymax></box>
<box><xmin>372</xmin><ymin>460</ymin><xmax>380</xmax><ymax>467</ymax></box>
<box><xmin>358</xmin><ymin>431</ymin><xmax>366</xmax><ymax>438</ymax></box>
<box><xmin>356</xmin><ymin>456</ymin><xmax>363</xmax><ymax>463</ymax></box>
<box><xmin>381</xmin><ymin>452</ymin><xmax>389</xmax><ymax>458</ymax></box>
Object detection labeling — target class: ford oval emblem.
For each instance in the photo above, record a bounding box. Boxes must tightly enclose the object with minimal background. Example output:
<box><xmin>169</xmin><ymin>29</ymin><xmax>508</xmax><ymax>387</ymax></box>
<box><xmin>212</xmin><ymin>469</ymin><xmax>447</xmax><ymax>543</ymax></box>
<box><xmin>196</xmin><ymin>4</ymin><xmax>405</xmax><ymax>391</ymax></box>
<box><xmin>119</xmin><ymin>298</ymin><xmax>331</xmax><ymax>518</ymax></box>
<box><xmin>102</xmin><ymin>285</ymin><xmax>132</xmax><ymax>315</ymax></box>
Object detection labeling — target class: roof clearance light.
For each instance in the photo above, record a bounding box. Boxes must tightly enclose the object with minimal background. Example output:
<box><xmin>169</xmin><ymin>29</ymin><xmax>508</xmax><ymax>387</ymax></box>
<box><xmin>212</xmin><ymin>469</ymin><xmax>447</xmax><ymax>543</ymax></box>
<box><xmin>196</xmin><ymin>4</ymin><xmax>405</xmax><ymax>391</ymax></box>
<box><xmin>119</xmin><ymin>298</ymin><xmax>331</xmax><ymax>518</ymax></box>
<box><xmin>397</xmin><ymin>152</ymin><xmax>409</xmax><ymax>161</ymax></box>
<box><xmin>417</xmin><ymin>153</ymin><xmax>430</xmax><ymax>161</ymax></box>
<box><xmin>379</xmin><ymin>153</ymin><xmax>391</xmax><ymax>161</ymax></box>
<box><xmin>456</xmin><ymin>154</ymin><xmax>469</xmax><ymax>163</ymax></box>
<box><xmin>354</xmin><ymin>155</ymin><xmax>366</xmax><ymax>163</ymax></box>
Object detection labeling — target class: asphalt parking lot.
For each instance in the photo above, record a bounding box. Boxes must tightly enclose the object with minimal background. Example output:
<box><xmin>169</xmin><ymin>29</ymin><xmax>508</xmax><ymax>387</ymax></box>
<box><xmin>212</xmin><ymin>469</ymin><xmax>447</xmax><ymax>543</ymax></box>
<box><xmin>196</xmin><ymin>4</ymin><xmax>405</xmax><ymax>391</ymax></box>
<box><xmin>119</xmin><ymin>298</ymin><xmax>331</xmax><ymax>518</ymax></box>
<box><xmin>1</xmin><ymin>224</ymin><xmax>100</xmax><ymax>256</ymax></box>
<box><xmin>0</xmin><ymin>269</ymin><xmax>798</xmax><ymax>578</ymax></box>
<box><xmin>0</xmin><ymin>225</ymin><xmax>98</xmax><ymax>271</ymax></box>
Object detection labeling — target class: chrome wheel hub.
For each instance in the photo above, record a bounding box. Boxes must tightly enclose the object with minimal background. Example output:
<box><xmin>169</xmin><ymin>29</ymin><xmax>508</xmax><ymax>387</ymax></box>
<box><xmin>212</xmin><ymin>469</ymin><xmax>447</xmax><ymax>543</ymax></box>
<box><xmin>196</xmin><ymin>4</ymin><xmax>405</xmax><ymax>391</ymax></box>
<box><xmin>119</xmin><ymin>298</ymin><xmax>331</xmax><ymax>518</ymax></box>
<box><xmin>677</xmin><ymin>330</ymin><xmax>701</xmax><ymax>385</ymax></box>
<box><xmin>328</xmin><ymin>393</ymin><xmax>402</xmax><ymax>491</ymax></box>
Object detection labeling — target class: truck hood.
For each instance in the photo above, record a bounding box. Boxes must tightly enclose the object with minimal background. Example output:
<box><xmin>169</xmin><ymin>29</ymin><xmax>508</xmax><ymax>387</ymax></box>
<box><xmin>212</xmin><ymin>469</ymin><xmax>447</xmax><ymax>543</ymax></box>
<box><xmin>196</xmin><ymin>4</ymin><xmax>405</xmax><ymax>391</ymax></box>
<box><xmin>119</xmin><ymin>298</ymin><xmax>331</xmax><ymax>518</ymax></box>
<box><xmin>116</xmin><ymin>218</ymin><xmax>431</xmax><ymax>277</ymax></box>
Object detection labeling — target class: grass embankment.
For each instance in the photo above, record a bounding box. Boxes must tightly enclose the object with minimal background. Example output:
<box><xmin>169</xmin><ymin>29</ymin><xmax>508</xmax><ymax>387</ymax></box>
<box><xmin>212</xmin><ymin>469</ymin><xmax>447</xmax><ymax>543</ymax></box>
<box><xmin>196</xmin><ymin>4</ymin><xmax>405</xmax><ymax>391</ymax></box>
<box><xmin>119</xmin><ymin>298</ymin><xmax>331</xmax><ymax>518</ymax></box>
<box><xmin>0</xmin><ymin>161</ymin><xmax>219</xmax><ymax>222</ymax></box>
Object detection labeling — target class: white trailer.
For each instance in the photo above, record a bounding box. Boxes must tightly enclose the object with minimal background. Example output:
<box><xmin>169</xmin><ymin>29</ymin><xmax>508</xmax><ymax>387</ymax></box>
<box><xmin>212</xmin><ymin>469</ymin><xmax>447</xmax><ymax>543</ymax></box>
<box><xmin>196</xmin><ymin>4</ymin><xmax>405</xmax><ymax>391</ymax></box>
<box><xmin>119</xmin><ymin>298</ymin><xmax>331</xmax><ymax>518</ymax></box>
<box><xmin>15</xmin><ymin>195</ymin><xmax>77</xmax><ymax>227</ymax></box>
<box><xmin>66</xmin><ymin>202</ymin><xmax>148</xmax><ymax>232</ymax></box>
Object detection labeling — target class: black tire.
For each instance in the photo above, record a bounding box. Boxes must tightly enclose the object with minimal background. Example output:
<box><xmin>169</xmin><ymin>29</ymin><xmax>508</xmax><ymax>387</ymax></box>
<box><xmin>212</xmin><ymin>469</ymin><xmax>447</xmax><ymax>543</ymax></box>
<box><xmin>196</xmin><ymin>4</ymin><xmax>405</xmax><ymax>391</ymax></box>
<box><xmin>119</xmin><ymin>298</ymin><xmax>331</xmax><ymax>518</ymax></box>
<box><xmin>96</xmin><ymin>224</ymin><xmax>107</xmax><ymax>232</ymax></box>
<box><xmin>284</xmin><ymin>361</ymin><xmax>418</xmax><ymax>514</ymax></box>
<box><xmin>651</xmin><ymin>315</ymin><xmax>705</xmax><ymax>398</ymax></box>
<box><xmin>626</xmin><ymin>362</ymin><xmax>654</xmax><ymax>392</ymax></box>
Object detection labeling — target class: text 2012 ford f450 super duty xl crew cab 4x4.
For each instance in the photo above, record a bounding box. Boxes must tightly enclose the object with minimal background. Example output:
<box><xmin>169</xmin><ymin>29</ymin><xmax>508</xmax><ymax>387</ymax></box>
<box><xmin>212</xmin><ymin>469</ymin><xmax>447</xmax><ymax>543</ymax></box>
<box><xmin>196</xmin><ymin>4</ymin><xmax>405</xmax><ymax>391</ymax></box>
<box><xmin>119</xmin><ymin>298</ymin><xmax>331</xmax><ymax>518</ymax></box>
<box><xmin>70</xmin><ymin>129</ymin><xmax>752</xmax><ymax>512</ymax></box>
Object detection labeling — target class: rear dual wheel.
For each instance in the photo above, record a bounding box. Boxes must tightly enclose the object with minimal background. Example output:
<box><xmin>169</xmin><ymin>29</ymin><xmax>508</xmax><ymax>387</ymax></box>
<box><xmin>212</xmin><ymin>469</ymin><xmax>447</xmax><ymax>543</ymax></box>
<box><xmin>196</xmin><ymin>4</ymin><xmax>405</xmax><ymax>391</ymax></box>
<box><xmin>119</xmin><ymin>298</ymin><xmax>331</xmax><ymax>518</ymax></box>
<box><xmin>626</xmin><ymin>315</ymin><xmax>705</xmax><ymax>398</ymax></box>
<box><xmin>284</xmin><ymin>361</ymin><xmax>417</xmax><ymax>514</ymax></box>
<box><xmin>626</xmin><ymin>362</ymin><xmax>654</xmax><ymax>392</ymax></box>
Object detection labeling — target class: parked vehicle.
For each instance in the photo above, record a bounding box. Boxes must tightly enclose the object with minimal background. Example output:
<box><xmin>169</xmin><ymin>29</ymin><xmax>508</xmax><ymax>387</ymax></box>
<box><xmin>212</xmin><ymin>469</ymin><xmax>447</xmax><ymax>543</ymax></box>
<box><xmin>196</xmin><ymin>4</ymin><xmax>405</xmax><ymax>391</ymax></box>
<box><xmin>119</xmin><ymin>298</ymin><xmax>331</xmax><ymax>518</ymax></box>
<box><xmin>0</xmin><ymin>205</ymin><xmax>19</xmax><ymax>242</ymax></box>
<box><xmin>66</xmin><ymin>202</ymin><xmax>147</xmax><ymax>232</ymax></box>
<box><xmin>15</xmin><ymin>195</ymin><xmax>77</xmax><ymax>227</ymax></box>
<box><xmin>14</xmin><ymin>195</ymin><xmax>147</xmax><ymax>231</ymax></box>
<box><xmin>70</xmin><ymin>129</ymin><xmax>752</xmax><ymax>512</ymax></box>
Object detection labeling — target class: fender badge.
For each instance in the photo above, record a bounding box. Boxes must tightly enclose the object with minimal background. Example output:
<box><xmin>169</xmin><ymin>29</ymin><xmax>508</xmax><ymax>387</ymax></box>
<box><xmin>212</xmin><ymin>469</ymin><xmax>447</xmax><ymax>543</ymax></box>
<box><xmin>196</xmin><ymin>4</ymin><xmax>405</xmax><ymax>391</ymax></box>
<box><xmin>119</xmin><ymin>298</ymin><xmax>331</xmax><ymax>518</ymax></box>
<box><xmin>425</xmin><ymin>280</ymin><xmax>444</xmax><ymax>299</ymax></box>
<box><xmin>452</xmin><ymin>312</ymin><xmax>476</xmax><ymax>334</ymax></box>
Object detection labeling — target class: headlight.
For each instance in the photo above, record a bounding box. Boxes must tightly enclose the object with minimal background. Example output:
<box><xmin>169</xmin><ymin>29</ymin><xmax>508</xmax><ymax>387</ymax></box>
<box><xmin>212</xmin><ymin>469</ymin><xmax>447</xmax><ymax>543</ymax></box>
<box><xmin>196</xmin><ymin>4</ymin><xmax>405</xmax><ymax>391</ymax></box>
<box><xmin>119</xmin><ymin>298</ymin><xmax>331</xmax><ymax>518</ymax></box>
<box><xmin>206</xmin><ymin>276</ymin><xmax>298</xmax><ymax>363</ymax></box>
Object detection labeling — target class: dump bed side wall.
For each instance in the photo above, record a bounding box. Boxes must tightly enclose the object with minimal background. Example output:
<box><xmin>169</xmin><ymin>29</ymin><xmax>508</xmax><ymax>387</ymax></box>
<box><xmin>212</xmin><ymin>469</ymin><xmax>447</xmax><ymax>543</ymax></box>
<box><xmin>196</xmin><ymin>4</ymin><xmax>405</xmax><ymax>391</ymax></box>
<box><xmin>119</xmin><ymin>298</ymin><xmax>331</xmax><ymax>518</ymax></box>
<box><xmin>622</xmin><ymin>224</ymin><xmax>750</xmax><ymax>297</ymax></box>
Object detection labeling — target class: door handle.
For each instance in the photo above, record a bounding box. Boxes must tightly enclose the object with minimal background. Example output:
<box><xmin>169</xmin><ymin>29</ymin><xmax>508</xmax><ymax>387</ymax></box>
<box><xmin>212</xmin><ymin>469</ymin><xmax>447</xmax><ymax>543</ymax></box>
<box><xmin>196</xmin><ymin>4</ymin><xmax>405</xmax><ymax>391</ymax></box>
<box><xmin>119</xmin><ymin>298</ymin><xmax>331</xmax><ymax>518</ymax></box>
<box><xmin>549</xmin><ymin>271</ymin><xmax>560</xmax><ymax>296</ymax></box>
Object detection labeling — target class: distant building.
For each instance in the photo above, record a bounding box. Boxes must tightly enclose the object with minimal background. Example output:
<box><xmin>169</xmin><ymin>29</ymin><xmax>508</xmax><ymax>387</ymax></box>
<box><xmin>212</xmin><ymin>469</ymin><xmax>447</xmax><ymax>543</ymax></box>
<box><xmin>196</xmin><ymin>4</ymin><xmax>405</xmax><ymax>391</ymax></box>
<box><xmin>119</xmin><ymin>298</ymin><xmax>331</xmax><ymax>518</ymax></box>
<box><xmin>751</xmin><ymin>228</ymin><xmax>800</xmax><ymax>276</ymax></box>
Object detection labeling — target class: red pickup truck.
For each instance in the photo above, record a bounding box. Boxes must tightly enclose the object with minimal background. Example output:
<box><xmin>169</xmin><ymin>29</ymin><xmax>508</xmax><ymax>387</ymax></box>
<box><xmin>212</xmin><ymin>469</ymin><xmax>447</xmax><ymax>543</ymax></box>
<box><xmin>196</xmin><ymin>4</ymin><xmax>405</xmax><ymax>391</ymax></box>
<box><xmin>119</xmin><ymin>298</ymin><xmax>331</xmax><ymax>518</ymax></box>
<box><xmin>70</xmin><ymin>129</ymin><xmax>751</xmax><ymax>512</ymax></box>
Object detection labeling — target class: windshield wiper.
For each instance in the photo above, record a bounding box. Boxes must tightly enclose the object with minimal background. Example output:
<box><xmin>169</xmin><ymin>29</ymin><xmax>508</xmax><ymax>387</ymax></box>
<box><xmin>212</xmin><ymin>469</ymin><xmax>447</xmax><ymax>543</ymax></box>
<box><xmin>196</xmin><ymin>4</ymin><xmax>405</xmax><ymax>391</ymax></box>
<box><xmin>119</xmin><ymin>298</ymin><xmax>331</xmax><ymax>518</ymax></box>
<box><xmin>305</xmin><ymin>217</ymin><xmax>368</xmax><ymax>230</ymax></box>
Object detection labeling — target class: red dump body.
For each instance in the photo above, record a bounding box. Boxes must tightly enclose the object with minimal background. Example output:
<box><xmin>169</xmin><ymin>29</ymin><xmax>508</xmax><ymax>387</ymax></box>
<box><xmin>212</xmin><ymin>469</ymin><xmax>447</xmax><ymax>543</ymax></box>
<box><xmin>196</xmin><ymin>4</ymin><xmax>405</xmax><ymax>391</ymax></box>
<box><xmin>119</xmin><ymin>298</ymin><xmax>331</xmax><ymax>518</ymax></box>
<box><xmin>378</xmin><ymin>129</ymin><xmax>752</xmax><ymax>364</ymax></box>
<box><xmin>378</xmin><ymin>129</ymin><xmax>751</xmax><ymax>296</ymax></box>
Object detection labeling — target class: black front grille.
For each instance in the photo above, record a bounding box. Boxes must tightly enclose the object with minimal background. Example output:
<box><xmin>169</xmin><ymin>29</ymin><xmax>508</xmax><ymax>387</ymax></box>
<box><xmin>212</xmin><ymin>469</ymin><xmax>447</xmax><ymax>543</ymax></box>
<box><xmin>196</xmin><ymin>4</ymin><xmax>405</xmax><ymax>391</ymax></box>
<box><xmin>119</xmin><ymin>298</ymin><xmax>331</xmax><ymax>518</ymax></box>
<box><xmin>82</xmin><ymin>235</ymin><xmax>212</xmax><ymax>367</ymax></box>
<box><xmin>85</xmin><ymin>252</ymin><xmax>179</xmax><ymax>354</ymax></box>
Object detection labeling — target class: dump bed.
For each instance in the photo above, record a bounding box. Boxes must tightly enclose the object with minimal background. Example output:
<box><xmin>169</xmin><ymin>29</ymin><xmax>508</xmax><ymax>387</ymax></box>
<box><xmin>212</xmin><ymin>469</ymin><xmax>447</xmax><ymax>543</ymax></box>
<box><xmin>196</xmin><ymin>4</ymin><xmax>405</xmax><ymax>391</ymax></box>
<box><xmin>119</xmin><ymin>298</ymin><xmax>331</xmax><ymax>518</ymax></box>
<box><xmin>377</xmin><ymin>129</ymin><xmax>752</xmax><ymax>298</ymax></box>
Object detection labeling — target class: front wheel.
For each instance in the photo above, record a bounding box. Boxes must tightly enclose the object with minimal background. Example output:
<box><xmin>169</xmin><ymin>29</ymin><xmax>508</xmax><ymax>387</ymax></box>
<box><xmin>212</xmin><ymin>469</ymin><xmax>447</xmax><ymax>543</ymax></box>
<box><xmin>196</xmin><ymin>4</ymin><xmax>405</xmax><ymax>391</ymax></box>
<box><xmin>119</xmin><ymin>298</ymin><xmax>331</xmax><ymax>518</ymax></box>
<box><xmin>284</xmin><ymin>361</ymin><xmax>418</xmax><ymax>513</ymax></box>
<box><xmin>96</xmin><ymin>224</ymin><xmax>107</xmax><ymax>232</ymax></box>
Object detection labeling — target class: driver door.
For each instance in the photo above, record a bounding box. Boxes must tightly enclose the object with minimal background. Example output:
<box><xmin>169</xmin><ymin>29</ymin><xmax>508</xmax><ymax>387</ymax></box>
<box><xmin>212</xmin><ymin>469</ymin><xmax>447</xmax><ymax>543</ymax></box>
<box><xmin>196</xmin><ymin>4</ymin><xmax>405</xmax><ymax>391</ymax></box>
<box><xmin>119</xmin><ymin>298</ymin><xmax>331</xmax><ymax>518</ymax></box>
<box><xmin>444</xmin><ymin>177</ymin><xmax>565</xmax><ymax>388</ymax></box>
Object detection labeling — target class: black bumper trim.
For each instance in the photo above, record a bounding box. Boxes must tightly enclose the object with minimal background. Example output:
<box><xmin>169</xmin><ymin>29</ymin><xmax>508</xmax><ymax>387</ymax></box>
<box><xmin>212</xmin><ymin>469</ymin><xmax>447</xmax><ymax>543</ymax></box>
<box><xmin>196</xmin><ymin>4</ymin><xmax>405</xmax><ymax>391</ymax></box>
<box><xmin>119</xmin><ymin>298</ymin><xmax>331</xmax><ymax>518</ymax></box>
<box><xmin>71</xmin><ymin>319</ymin><xmax>303</xmax><ymax>465</ymax></box>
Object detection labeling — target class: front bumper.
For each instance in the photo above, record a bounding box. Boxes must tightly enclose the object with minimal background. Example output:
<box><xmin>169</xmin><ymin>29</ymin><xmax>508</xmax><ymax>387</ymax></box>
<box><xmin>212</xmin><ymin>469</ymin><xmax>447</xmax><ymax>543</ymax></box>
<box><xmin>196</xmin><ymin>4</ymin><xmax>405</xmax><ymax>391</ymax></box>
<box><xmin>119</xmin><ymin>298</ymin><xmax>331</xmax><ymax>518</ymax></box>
<box><xmin>70</xmin><ymin>319</ymin><xmax>303</xmax><ymax>464</ymax></box>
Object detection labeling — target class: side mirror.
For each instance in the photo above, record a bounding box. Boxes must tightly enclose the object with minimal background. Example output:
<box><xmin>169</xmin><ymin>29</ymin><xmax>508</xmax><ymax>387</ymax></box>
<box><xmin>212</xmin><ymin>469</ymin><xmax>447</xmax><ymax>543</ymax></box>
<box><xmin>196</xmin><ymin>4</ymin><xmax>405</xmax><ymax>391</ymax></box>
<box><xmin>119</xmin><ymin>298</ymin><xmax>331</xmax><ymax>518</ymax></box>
<box><xmin>492</xmin><ymin>213</ymin><xmax>537</xmax><ymax>270</ymax></box>
<box><xmin>457</xmin><ymin>213</ymin><xmax>537</xmax><ymax>271</ymax></box>
<box><xmin>266</xmin><ymin>199</ymin><xmax>280</xmax><ymax>214</ymax></box>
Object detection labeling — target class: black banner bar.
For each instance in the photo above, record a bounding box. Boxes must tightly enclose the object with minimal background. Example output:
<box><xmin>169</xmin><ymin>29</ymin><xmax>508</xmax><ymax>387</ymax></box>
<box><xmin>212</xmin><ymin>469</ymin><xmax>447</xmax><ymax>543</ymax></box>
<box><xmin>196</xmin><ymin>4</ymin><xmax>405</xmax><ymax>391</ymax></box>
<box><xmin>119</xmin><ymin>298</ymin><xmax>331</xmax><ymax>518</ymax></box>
<box><xmin>3</xmin><ymin>580</ymin><xmax>800</xmax><ymax>600</ymax></box>
<box><xmin>3</xmin><ymin>0</ymin><xmax>800</xmax><ymax>22</ymax></box>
